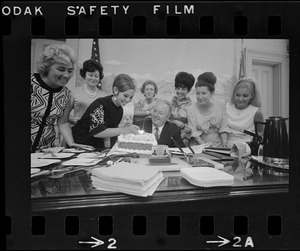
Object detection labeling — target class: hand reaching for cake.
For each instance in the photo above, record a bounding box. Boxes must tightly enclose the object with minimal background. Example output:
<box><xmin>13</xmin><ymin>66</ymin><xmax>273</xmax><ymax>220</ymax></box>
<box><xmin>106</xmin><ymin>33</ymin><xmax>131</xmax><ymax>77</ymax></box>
<box><xmin>123</xmin><ymin>124</ymin><xmax>140</xmax><ymax>135</ymax></box>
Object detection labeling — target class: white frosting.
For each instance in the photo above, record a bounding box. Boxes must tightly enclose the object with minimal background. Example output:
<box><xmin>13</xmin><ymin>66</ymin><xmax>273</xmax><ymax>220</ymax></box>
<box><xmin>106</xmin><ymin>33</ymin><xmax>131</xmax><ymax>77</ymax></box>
<box><xmin>116</xmin><ymin>133</ymin><xmax>158</xmax><ymax>154</ymax></box>
<box><xmin>118</xmin><ymin>133</ymin><xmax>157</xmax><ymax>145</ymax></box>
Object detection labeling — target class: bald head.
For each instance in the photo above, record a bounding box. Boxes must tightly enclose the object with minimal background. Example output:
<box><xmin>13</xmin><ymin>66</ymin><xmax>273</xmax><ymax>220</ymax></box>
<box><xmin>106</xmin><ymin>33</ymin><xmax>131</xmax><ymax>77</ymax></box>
<box><xmin>151</xmin><ymin>100</ymin><xmax>172</xmax><ymax>127</ymax></box>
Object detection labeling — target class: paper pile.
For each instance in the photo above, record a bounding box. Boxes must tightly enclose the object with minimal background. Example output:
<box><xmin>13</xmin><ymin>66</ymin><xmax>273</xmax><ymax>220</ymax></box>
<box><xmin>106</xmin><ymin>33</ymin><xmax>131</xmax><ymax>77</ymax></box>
<box><xmin>181</xmin><ymin>167</ymin><xmax>234</xmax><ymax>187</ymax></box>
<box><xmin>91</xmin><ymin>162</ymin><xmax>164</xmax><ymax>197</ymax></box>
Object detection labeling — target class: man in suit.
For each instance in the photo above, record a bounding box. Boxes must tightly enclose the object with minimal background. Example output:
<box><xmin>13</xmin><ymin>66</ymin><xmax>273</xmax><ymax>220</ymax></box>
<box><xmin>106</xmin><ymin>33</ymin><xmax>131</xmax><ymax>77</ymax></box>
<box><xmin>137</xmin><ymin>99</ymin><xmax>185</xmax><ymax>147</ymax></box>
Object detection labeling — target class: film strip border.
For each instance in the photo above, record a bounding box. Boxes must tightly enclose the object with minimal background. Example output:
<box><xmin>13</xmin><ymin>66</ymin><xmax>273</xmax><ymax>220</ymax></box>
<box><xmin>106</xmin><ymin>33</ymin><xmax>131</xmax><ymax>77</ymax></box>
<box><xmin>2</xmin><ymin>14</ymin><xmax>282</xmax><ymax>37</ymax></box>
<box><xmin>3</xmin><ymin>1</ymin><xmax>300</xmax><ymax>249</ymax></box>
<box><xmin>1</xmin><ymin>2</ymin><xmax>298</xmax><ymax>37</ymax></box>
<box><xmin>5</xmin><ymin>213</ymin><xmax>287</xmax><ymax>249</ymax></box>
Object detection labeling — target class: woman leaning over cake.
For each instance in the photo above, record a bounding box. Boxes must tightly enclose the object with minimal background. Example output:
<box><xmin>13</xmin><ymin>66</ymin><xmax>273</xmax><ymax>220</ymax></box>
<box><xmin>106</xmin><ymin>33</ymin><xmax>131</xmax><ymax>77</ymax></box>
<box><xmin>31</xmin><ymin>44</ymin><xmax>93</xmax><ymax>152</ymax></box>
<box><xmin>71</xmin><ymin>74</ymin><xmax>140</xmax><ymax>150</ymax></box>
<box><xmin>226</xmin><ymin>77</ymin><xmax>264</xmax><ymax>148</ymax></box>
<box><xmin>169</xmin><ymin>71</ymin><xmax>195</xmax><ymax>145</ymax></box>
<box><xmin>187</xmin><ymin>72</ymin><xmax>230</xmax><ymax>147</ymax></box>
<box><xmin>133</xmin><ymin>80</ymin><xmax>159</xmax><ymax>124</ymax></box>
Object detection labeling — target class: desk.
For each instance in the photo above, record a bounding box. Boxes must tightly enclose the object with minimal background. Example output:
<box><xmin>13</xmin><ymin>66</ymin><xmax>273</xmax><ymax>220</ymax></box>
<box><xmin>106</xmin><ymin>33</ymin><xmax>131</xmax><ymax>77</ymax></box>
<box><xmin>31</xmin><ymin>152</ymin><xmax>289</xmax><ymax>212</ymax></box>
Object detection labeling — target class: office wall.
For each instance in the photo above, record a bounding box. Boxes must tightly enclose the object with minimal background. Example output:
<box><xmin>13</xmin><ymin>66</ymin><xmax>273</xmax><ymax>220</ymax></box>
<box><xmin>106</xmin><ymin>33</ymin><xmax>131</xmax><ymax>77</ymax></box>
<box><xmin>72</xmin><ymin>39</ymin><xmax>288</xmax><ymax>105</ymax></box>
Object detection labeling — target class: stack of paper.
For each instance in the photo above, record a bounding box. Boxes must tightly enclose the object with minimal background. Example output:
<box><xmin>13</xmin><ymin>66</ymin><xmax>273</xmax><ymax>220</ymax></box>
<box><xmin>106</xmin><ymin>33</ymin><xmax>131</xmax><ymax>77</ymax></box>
<box><xmin>181</xmin><ymin>167</ymin><xmax>234</xmax><ymax>187</ymax></box>
<box><xmin>91</xmin><ymin>162</ymin><xmax>164</xmax><ymax>197</ymax></box>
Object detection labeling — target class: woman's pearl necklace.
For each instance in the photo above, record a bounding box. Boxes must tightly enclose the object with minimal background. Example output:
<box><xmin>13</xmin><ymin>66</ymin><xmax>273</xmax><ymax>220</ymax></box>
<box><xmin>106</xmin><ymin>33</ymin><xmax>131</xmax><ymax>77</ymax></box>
<box><xmin>84</xmin><ymin>84</ymin><xmax>97</xmax><ymax>98</ymax></box>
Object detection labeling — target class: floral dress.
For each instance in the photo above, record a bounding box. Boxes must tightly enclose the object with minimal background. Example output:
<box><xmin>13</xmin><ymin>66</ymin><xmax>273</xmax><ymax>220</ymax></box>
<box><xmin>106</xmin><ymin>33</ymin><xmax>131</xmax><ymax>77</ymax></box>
<box><xmin>135</xmin><ymin>97</ymin><xmax>159</xmax><ymax>112</ymax></box>
<box><xmin>134</xmin><ymin>97</ymin><xmax>159</xmax><ymax>124</ymax></box>
<box><xmin>187</xmin><ymin>98</ymin><xmax>230</xmax><ymax>147</ymax></box>
<box><xmin>170</xmin><ymin>96</ymin><xmax>193</xmax><ymax>142</ymax></box>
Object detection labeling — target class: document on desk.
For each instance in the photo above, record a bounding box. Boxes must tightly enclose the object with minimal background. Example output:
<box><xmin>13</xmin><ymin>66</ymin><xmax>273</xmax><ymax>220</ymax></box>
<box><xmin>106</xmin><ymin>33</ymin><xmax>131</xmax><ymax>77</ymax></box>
<box><xmin>169</xmin><ymin>144</ymin><xmax>209</xmax><ymax>155</ymax></box>
<box><xmin>134</xmin><ymin>157</ymin><xmax>224</xmax><ymax>171</ymax></box>
<box><xmin>181</xmin><ymin>167</ymin><xmax>234</xmax><ymax>187</ymax></box>
<box><xmin>204</xmin><ymin>147</ymin><xmax>231</xmax><ymax>155</ymax></box>
<box><xmin>191</xmin><ymin>156</ymin><xmax>224</xmax><ymax>169</ymax></box>
<box><xmin>91</xmin><ymin>162</ymin><xmax>164</xmax><ymax>197</ymax></box>
<box><xmin>134</xmin><ymin>157</ymin><xmax>191</xmax><ymax>171</ymax></box>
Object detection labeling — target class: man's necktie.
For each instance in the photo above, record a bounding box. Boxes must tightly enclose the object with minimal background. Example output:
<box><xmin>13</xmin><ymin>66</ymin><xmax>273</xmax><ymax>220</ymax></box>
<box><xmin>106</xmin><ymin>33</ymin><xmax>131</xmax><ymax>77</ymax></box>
<box><xmin>154</xmin><ymin>126</ymin><xmax>159</xmax><ymax>141</ymax></box>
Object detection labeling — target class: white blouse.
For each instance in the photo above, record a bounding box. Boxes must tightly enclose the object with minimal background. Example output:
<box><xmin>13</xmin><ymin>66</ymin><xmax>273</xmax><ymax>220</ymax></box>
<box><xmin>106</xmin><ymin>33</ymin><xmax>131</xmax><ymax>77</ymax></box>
<box><xmin>118</xmin><ymin>101</ymin><xmax>135</xmax><ymax>127</ymax></box>
<box><xmin>226</xmin><ymin>103</ymin><xmax>258</xmax><ymax>145</ymax></box>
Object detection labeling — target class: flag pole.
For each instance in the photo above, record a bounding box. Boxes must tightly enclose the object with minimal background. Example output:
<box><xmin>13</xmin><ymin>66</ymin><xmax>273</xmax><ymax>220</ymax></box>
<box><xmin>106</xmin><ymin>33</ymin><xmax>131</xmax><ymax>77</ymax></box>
<box><xmin>91</xmin><ymin>39</ymin><xmax>102</xmax><ymax>90</ymax></box>
<box><xmin>238</xmin><ymin>39</ymin><xmax>245</xmax><ymax>79</ymax></box>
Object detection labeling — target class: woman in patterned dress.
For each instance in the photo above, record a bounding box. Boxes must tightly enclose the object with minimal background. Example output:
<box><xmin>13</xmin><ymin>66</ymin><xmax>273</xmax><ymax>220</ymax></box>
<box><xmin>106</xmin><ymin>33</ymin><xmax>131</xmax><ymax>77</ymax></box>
<box><xmin>31</xmin><ymin>44</ymin><xmax>93</xmax><ymax>152</ymax></box>
<box><xmin>169</xmin><ymin>71</ymin><xmax>195</xmax><ymax>145</ymax></box>
<box><xmin>72</xmin><ymin>74</ymin><xmax>140</xmax><ymax>150</ymax></box>
<box><xmin>133</xmin><ymin>80</ymin><xmax>159</xmax><ymax>124</ymax></box>
<box><xmin>187</xmin><ymin>72</ymin><xmax>230</xmax><ymax>147</ymax></box>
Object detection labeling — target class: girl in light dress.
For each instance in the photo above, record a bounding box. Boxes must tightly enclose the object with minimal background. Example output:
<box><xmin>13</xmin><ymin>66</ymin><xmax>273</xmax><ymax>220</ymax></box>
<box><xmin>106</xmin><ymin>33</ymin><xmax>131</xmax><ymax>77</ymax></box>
<box><xmin>226</xmin><ymin>77</ymin><xmax>264</xmax><ymax>148</ymax></box>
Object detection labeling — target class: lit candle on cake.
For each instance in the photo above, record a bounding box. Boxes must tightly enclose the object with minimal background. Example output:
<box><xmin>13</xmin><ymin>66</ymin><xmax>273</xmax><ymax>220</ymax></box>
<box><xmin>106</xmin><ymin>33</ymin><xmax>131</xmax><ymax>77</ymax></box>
<box><xmin>138</xmin><ymin>116</ymin><xmax>148</xmax><ymax>135</ymax></box>
<box><xmin>138</xmin><ymin>129</ymin><xmax>145</xmax><ymax>134</ymax></box>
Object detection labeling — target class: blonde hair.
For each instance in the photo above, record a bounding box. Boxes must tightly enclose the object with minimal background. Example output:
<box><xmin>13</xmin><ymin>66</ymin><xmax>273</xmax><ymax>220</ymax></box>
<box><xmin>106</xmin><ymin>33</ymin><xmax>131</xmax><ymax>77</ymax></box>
<box><xmin>230</xmin><ymin>77</ymin><xmax>262</xmax><ymax>107</ymax></box>
<box><xmin>35</xmin><ymin>44</ymin><xmax>76</xmax><ymax>76</ymax></box>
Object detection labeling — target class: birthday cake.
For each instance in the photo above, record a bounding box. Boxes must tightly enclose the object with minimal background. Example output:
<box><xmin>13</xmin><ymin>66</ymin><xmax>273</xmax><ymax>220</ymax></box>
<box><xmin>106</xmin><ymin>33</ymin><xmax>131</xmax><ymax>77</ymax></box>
<box><xmin>116</xmin><ymin>133</ymin><xmax>158</xmax><ymax>154</ymax></box>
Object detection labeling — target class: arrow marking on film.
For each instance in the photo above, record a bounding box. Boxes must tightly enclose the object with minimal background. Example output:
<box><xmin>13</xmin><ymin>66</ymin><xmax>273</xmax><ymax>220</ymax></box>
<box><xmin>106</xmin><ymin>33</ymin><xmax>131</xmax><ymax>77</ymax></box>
<box><xmin>79</xmin><ymin>236</ymin><xmax>104</xmax><ymax>248</ymax></box>
<box><xmin>206</xmin><ymin>235</ymin><xmax>230</xmax><ymax>247</ymax></box>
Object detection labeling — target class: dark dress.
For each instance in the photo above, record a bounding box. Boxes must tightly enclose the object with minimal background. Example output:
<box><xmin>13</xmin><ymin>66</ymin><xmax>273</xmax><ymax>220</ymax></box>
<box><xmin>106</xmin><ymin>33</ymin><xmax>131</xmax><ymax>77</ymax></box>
<box><xmin>72</xmin><ymin>95</ymin><xmax>123</xmax><ymax>150</ymax></box>
<box><xmin>137</xmin><ymin>118</ymin><xmax>185</xmax><ymax>148</ymax></box>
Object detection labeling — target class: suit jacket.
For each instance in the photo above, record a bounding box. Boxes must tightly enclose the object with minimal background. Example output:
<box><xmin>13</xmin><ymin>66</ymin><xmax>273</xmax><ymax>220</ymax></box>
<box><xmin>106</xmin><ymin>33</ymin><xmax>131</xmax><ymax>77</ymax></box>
<box><xmin>137</xmin><ymin>118</ymin><xmax>185</xmax><ymax>148</ymax></box>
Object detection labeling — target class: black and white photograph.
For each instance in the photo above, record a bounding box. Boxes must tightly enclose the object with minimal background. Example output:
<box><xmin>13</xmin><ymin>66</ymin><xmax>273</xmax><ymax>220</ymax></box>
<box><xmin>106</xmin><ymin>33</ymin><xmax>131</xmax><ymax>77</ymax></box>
<box><xmin>29</xmin><ymin>38</ymin><xmax>290</xmax><ymax>243</ymax></box>
<box><xmin>4</xmin><ymin>1</ymin><xmax>300</xmax><ymax>250</ymax></box>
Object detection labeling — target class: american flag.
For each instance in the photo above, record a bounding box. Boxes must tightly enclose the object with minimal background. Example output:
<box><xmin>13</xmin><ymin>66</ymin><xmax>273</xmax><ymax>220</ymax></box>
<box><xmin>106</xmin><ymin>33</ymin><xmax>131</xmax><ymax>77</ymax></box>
<box><xmin>239</xmin><ymin>49</ymin><xmax>245</xmax><ymax>79</ymax></box>
<box><xmin>239</xmin><ymin>39</ymin><xmax>245</xmax><ymax>79</ymax></box>
<box><xmin>91</xmin><ymin>39</ymin><xmax>102</xmax><ymax>89</ymax></box>
<box><xmin>91</xmin><ymin>39</ymin><xmax>100</xmax><ymax>63</ymax></box>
